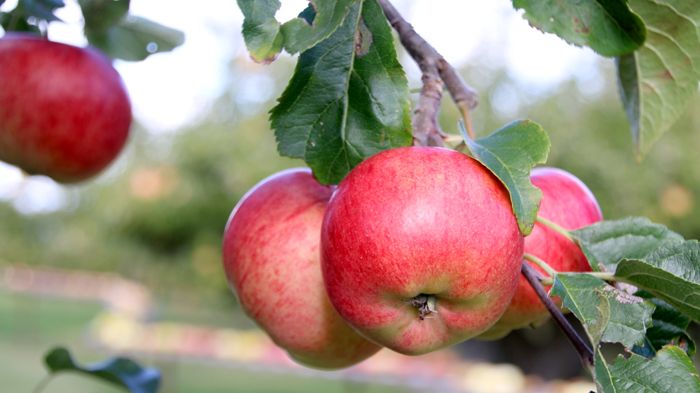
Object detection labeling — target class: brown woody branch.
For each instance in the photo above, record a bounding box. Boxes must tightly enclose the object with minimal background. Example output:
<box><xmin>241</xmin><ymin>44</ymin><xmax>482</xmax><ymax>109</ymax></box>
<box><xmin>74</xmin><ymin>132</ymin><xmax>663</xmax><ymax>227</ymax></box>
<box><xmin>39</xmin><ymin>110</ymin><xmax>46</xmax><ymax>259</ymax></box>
<box><xmin>521</xmin><ymin>262</ymin><xmax>594</xmax><ymax>367</ymax></box>
<box><xmin>377</xmin><ymin>0</ymin><xmax>478</xmax><ymax>145</ymax></box>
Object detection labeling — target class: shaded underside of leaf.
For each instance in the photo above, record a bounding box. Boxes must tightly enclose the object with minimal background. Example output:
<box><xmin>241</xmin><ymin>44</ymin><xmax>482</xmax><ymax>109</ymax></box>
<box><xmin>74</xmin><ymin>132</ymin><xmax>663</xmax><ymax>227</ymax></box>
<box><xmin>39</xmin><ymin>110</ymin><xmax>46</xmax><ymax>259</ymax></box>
<box><xmin>463</xmin><ymin>120</ymin><xmax>550</xmax><ymax>235</ymax></box>
<box><xmin>270</xmin><ymin>0</ymin><xmax>412</xmax><ymax>185</ymax></box>
<box><xmin>551</xmin><ymin>273</ymin><xmax>654</xmax><ymax>348</ymax></box>
<box><xmin>572</xmin><ymin>216</ymin><xmax>684</xmax><ymax>272</ymax></box>
<box><xmin>632</xmin><ymin>293</ymin><xmax>696</xmax><ymax>357</ymax></box>
<box><xmin>512</xmin><ymin>0</ymin><xmax>646</xmax><ymax>56</ymax></box>
<box><xmin>617</xmin><ymin>0</ymin><xmax>700</xmax><ymax>157</ymax></box>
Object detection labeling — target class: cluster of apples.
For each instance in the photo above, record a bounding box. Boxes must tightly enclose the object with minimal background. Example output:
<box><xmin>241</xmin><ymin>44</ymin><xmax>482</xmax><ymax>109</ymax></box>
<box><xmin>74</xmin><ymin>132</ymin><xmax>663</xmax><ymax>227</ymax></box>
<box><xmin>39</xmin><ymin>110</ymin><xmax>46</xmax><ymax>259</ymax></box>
<box><xmin>222</xmin><ymin>146</ymin><xmax>602</xmax><ymax>369</ymax></box>
<box><xmin>0</xmin><ymin>33</ymin><xmax>131</xmax><ymax>183</ymax></box>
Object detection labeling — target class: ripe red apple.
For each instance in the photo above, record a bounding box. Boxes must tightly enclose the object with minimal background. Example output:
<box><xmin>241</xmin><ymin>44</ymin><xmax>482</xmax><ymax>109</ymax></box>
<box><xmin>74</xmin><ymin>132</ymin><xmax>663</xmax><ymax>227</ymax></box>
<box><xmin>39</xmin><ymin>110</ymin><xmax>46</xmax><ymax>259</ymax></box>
<box><xmin>321</xmin><ymin>147</ymin><xmax>524</xmax><ymax>355</ymax></box>
<box><xmin>222</xmin><ymin>168</ymin><xmax>381</xmax><ymax>369</ymax></box>
<box><xmin>479</xmin><ymin>167</ymin><xmax>603</xmax><ymax>339</ymax></box>
<box><xmin>0</xmin><ymin>33</ymin><xmax>131</xmax><ymax>183</ymax></box>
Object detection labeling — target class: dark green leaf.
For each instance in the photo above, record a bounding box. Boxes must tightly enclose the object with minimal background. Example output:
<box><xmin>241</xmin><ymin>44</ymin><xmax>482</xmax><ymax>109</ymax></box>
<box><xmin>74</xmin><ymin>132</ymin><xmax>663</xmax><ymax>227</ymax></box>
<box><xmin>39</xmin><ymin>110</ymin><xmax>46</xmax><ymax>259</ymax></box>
<box><xmin>86</xmin><ymin>15</ymin><xmax>185</xmax><ymax>61</ymax></box>
<box><xmin>572</xmin><ymin>217</ymin><xmax>683</xmax><ymax>271</ymax></box>
<box><xmin>617</xmin><ymin>0</ymin><xmax>700</xmax><ymax>157</ymax></box>
<box><xmin>633</xmin><ymin>292</ymin><xmax>696</xmax><ymax>357</ymax></box>
<box><xmin>237</xmin><ymin>0</ymin><xmax>283</xmax><ymax>63</ymax></box>
<box><xmin>78</xmin><ymin>0</ymin><xmax>130</xmax><ymax>31</ymax></box>
<box><xmin>281</xmin><ymin>0</ymin><xmax>356</xmax><ymax>54</ymax></box>
<box><xmin>463</xmin><ymin>120</ymin><xmax>550</xmax><ymax>235</ymax></box>
<box><xmin>512</xmin><ymin>0</ymin><xmax>646</xmax><ymax>56</ymax></box>
<box><xmin>45</xmin><ymin>347</ymin><xmax>160</xmax><ymax>393</ymax></box>
<box><xmin>616</xmin><ymin>240</ymin><xmax>700</xmax><ymax>322</ymax></box>
<box><xmin>595</xmin><ymin>346</ymin><xmax>700</xmax><ymax>393</ymax></box>
<box><xmin>552</xmin><ymin>273</ymin><xmax>654</xmax><ymax>348</ymax></box>
<box><xmin>270</xmin><ymin>0</ymin><xmax>412</xmax><ymax>184</ymax></box>
<box><xmin>0</xmin><ymin>10</ymin><xmax>41</xmax><ymax>33</ymax></box>
<box><xmin>18</xmin><ymin>0</ymin><xmax>64</xmax><ymax>22</ymax></box>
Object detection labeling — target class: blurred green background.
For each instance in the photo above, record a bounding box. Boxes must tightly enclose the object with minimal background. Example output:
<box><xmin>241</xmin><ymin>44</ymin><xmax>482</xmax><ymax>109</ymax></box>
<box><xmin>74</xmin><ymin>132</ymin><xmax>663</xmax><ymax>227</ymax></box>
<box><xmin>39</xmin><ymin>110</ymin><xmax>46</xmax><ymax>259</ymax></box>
<box><xmin>2</xmin><ymin>2</ymin><xmax>700</xmax><ymax>392</ymax></box>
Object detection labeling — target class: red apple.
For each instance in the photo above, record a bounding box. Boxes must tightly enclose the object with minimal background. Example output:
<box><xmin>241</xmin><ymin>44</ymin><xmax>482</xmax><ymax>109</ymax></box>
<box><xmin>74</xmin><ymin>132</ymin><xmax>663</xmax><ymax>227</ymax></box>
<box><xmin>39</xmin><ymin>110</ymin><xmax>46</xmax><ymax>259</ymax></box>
<box><xmin>0</xmin><ymin>33</ymin><xmax>131</xmax><ymax>183</ymax></box>
<box><xmin>222</xmin><ymin>168</ymin><xmax>381</xmax><ymax>369</ymax></box>
<box><xmin>479</xmin><ymin>167</ymin><xmax>603</xmax><ymax>339</ymax></box>
<box><xmin>321</xmin><ymin>147</ymin><xmax>524</xmax><ymax>355</ymax></box>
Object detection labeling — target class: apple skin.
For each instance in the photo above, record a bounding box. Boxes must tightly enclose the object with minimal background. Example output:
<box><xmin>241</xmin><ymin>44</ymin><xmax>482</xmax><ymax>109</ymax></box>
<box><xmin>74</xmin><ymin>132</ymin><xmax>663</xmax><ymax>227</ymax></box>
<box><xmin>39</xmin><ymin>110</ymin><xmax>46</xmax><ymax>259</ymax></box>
<box><xmin>0</xmin><ymin>33</ymin><xmax>131</xmax><ymax>183</ymax></box>
<box><xmin>479</xmin><ymin>167</ymin><xmax>603</xmax><ymax>340</ymax></box>
<box><xmin>321</xmin><ymin>147</ymin><xmax>524</xmax><ymax>355</ymax></box>
<box><xmin>222</xmin><ymin>168</ymin><xmax>381</xmax><ymax>369</ymax></box>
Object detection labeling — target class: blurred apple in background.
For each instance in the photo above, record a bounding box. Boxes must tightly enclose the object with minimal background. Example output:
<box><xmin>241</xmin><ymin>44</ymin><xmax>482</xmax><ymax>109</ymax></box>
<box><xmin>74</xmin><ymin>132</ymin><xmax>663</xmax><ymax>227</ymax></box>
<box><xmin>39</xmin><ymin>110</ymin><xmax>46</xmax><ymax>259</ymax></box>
<box><xmin>0</xmin><ymin>33</ymin><xmax>131</xmax><ymax>183</ymax></box>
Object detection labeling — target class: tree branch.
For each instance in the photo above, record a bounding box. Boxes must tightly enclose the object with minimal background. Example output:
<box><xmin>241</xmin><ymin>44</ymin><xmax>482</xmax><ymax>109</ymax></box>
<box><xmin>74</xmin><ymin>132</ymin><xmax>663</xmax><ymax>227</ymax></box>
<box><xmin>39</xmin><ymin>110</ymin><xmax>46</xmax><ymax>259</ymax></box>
<box><xmin>377</xmin><ymin>0</ymin><xmax>478</xmax><ymax>144</ymax></box>
<box><xmin>521</xmin><ymin>262</ymin><xmax>594</xmax><ymax>367</ymax></box>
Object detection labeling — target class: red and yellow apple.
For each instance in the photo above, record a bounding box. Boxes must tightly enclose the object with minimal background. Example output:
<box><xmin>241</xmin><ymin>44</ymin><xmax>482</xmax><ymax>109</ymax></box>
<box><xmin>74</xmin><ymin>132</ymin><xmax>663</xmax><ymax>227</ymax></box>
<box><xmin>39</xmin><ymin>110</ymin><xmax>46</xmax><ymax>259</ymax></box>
<box><xmin>479</xmin><ymin>167</ymin><xmax>603</xmax><ymax>339</ymax></box>
<box><xmin>321</xmin><ymin>147</ymin><xmax>524</xmax><ymax>355</ymax></box>
<box><xmin>222</xmin><ymin>168</ymin><xmax>381</xmax><ymax>369</ymax></box>
<box><xmin>0</xmin><ymin>33</ymin><xmax>131</xmax><ymax>183</ymax></box>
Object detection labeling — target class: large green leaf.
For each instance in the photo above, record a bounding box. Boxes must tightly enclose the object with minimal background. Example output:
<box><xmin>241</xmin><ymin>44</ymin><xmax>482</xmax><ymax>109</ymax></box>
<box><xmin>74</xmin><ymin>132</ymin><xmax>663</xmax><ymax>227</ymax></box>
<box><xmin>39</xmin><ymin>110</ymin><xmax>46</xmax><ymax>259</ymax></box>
<box><xmin>281</xmin><ymin>0</ymin><xmax>356</xmax><ymax>54</ymax></box>
<box><xmin>237</xmin><ymin>0</ymin><xmax>283</xmax><ymax>63</ymax></box>
<box><xmin>270</xmin><ymin>0</ymin><xmax>412</xmax><ymax>185</ymax></box>
<box><xmin>45</xmin><ymin>347</ymin><xmax>160</xmax><ymax>393</ymax></box>
<box><xmin>572</xmin><ymin>217</ymin><xmax>683</xmax><ymax>271</ymax></box>
<box><xmin>616</xmin><ymin>240</ymin><xmax>700</xmax><ymax>322</ymax></box>
<box><xmin>551</xmin><ymin>273</ymin><xmax>654</xmax><ymax>348</ymax></box>
<box><xmin>617</xmin><ymin>0</ymin><xmax>700</xmax><ymax>157</ymax></box>
<box><xmin>463</xmin><ymin>120</ymin><xmax>550</xmax><ymax>235</ymax></box>
<box><xmin>513</xmin><ymin>0</ymin><xmax>646</xmax><ymax>56</ymax></box>
<box><xmin>595</xmin><ymin>346</ymin><xmax>700</xmax><ymax>393</ymax></box>
<box><xmin>86</xmin><ymin>15</ymin><xmax>185</xmax><ymax>61</ymax></box>
<box><xmin>633</xmin><ymin>292</ymin><xmax>696</xmax><ymax>358</ymax></box>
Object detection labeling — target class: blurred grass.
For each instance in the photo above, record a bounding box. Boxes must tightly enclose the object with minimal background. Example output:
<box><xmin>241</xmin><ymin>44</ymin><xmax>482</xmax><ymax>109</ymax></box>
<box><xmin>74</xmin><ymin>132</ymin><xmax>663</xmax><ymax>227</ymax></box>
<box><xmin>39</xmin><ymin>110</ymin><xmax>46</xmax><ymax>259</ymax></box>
<box><xmin>0</xmin><ymin>291</ymin><xmax>410</xmax><ymax>393</ymax></box>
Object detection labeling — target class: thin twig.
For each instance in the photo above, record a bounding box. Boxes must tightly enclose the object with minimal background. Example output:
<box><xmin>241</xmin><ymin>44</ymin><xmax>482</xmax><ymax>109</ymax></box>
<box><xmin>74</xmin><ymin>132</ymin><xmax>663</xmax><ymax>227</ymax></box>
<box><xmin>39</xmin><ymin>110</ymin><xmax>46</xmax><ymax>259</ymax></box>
<box><xmin>523</xmin><ymin>253</ymin><xmax>558</xmax><ymax>277</ymax></box>
<box><xmin>521</xmin><ymin>262</ymin><xmax>594</xmax><ymax>366</ymax></box>
<box><xmin>377</xmin><ymin>0</ymin><xmax>478</xmax><ymax>144</ymax></box>
<box><xmin>536</xmin><ymin>215</ymin><xmax>575</xmax><ymax>243</ymax></box>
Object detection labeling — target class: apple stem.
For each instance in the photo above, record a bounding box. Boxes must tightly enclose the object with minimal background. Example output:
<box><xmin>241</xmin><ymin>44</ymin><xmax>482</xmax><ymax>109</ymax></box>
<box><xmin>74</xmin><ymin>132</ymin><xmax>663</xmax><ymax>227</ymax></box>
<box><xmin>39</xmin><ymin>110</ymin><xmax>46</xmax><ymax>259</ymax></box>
<box><xmin>521</xmin><ymin>262</ymin><xmax>594</xmax><ymax>367</ymax></box>
<box><xmin>377</xmin><ymin>0</ymin><xmax>478</xmax><ymax>145</ymax></box>
<box><xmin>535</xmin><ymin>215</ymin><xmax>575</xmax><ymax>243</ymax></box>
<box><xmin>523</xmin><ymin>253</ymin><xmax>558</xmax><ymax>278</ymax></box>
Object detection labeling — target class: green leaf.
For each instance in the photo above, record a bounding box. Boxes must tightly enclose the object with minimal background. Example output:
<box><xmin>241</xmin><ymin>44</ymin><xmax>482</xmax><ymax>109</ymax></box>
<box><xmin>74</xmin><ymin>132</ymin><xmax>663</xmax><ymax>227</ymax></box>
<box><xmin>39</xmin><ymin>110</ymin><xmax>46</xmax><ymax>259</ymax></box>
<box><xmin>237</xmin><ymin>0</ymin><xmax>283</xmax><ymax>63</ymax></box>
<box><xmin>551</xmin><ymin>273</ymin><xmax>654</xmax><ymax>348</ymax></box>
<box><xmin>18</xmin><ymin>0</ymin><xmax>65</xmax><ymax>22</ymax></box>
<box><xmin>281</xmin><ymin>0</ymin><xmax>356</xmax><ymax>54</ymax></box>
<box><xmin>616</xmin><ymin>240</ymin><xmax>700</xmax><ymax>322</ymax></box>
<box><xmin>86</xmin><ymin>15</ymin><xmax>185</xmax><ymax>61</ymax></box>
<box><xmin>78</xmin><ymin>0</ymin><xmax>130</xmax><ymax>31</ymax></box>
<box><xmin>513</xmin><ymin>0</ymin><xmax>646</xmax><ymax>57</ymax></box>
<box><xmin>463</xmin><ymin>120</ymin><xmax>550</xmax><ymax>235</ymax></box>
<box><xmin>633</xmin><ymin>292</ymin><xmax>696</xmax><ymax>357</ymax></box>
<box><xmin>617</xmin><ymin>0</ymin><xmax>700</xmax><ymax>157</ymax></box>
<box><xmin>44</xmin><ymin>347</ymin><xmax>160</xmax><ymax>393</ymax></box>
<box><xmin>572</xmin><ymin>217</ymin><xmax>683</xmax><ymax>271</ymax></box>
<box><xmin>270</xmin><ymin>0</ymin><xmax>412</xmax><ymax>185</ymax></box>
<box><xmin>595</xmin><ymin>346</ymin><xmax>700</xmax><ymax>393</ymax></box>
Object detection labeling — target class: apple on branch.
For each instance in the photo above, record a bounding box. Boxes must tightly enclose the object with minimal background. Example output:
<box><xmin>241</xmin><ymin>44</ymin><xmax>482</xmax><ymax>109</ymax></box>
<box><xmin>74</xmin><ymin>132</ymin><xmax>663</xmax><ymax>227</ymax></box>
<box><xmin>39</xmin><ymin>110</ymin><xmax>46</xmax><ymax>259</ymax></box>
<box><xmin>479</xmin><ymin>167</ymin><xmax>603</xmax><ymax>339</ymax></box>
<box><xmin>321</xmin><ymin>147</ymin><xmax>524</xmax><ymax>355</ymax></box>
<box><xmin>222</xmin><ymin>168</ymin><xmax>381</xmax><ymax>369</ymax></box>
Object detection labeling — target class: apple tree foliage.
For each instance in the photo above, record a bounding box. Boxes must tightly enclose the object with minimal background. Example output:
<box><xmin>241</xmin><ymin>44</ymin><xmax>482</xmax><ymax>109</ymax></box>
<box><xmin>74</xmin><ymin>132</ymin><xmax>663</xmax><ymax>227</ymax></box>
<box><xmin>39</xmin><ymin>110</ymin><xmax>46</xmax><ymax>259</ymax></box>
<box><xmin>237</xmin><ymin>0</ymin><xmax>700</xmax><ymax>392</ymax></box>
<box><xmin>2</xmin><ymin>0</ymin><xmax>700</xmax><ymax>392</ymax></box>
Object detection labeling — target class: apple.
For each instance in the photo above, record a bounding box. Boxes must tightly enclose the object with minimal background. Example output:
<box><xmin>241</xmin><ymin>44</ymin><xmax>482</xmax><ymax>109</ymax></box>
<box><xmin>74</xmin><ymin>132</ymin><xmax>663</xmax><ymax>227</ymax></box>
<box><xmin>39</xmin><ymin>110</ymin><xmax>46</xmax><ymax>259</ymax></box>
<box><xmin>479</xmin><ymin>167</ymin><xmax>603</xmax><ymax>339</ymax></box>
<box><xmin>321</xmin><ymin>147</ymin><xmax>524</xmax><ymax>355</ymax></box>
<box><xmin>222</xmin><ymin>168</ymin><xmax>381</xmax><ymax>369</ymax></box>
<box><xmin>0</xmin><ymin>33</ymin><xmax>131</xmax><ymax>183</ymax></box>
